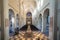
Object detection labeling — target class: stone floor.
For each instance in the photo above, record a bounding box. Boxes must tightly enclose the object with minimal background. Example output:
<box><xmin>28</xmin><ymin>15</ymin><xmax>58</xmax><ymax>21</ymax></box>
<box><xmin>9</xmin><ymin>31</ymin><xmax>49</xmax><ymax>40</ymax></box>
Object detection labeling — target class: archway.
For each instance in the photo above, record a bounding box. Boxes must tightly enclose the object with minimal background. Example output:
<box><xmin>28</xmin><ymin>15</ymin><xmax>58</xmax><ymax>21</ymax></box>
<box><xmin>20</xmin><ymin>12</ymin><xmax>39</xmax><ymax>31</ymax></box>
<box><xmin>9</xmin><ymin>9</ymin><xmax>15</xmax><ymax>36</ymax></box>
<box><xmin>43</xmin><ymin>9</ymin><xmax>49</xmax><ymax>36</ymax></box>
<box><xmin>39</xmin><ymin>14</ymin><xmax>42</xmax><ymax>31</ymax></box>
<box><xmin>16</xmin><ymin>14</ymin><xmax>19</xmax><ymax>28</ymax></box>
<box><xmin>26</xmin><ymin>12</ymin><xmax>32</xmax><ymax>25</ymax></box>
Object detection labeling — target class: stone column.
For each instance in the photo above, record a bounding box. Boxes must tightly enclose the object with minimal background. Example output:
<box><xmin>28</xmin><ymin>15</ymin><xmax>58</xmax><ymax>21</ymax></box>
<box><xmin>49</xmin><ymin>0</ymin><xmax>57</xmax><ymax>40</ymax></box>
<box><xmin>0</xmin><ymin>0</ymin><xmax>1</xmax><ymax>39</ymax></box>
<box><xmin>57</xmin><ymin>0</ymin><xmax>60</xmax><ymax>40</ymax></box>
<box><xmin>0</xmin><ymin>0</ymin><xmax>3</xmax><ymax>40</ymax></box>
<box><xmin>0</xmin><ymin>0</ymin><xmax>5</xmax><ymax>40</ymax></box>
<box><xmin>4</xmin><ymin>0</ymin><xmax>9</xmax><ymax>40</ymax></box>
<box><xmin>0</xmin><ymin>0</ymin><xmax>4</xmax><ymax>40</ymax></box>
<box><xmin>1</xmin><ymin>0</ymin><xmax>9</xmax><ymax>40</ymax></box>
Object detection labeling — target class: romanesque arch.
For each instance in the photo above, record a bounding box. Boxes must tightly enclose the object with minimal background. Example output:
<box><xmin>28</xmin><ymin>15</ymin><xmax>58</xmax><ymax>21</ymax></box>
<box><xmin>9</xmin><ymin>9</ymin><xmax>15</xmax><ymax>36</ymax></box>
<box><xmin>20</xmin><ymin>12</ymin><xmax>39</xmax><ymax>31</ymax></box>
<box><xmin>39</xmin><ymin>14</ymin><xmax>42</xmax><ymax>31</ymax></box>
<box><xmin>26</xmin><ymin>12</ymin><xmax>32</xmax><ymax>25</ymax></box>
<box><xmin>16</xmin><ymin>14</ymin><xmax>19</xmax><ymax>28</ymax></box>
<box><xmin>43</xmin><ymin>8</ymin><xmax>49</xmax><ymax>36</ymax></box>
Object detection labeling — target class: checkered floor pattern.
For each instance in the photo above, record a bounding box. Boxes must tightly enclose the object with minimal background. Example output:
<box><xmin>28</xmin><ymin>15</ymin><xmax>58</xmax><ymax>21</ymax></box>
<box><xmin>9</xmin><ymin>31</ymin><xmax>49</xmax><ymax>40</ymax></box>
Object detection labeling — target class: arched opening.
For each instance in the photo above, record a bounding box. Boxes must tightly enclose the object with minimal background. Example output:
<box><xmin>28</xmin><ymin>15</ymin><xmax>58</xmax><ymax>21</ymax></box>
<box><xmin>43</xmin><ymin>9</ymin><xmax>49</xmax><ymax>36</ymax></box>
<box><xmin>16</xmin><ymin>14</ymin><xmax>19</xmax><ymax>28</ymax></box>
<box><xmin>39</xmin><ymin>14</ymin><xmax>42</xmax><ymax>31</ymax></box>
<box><xmin>9</xmin><ymin>9</ymin><xmax>15</xmax><ymax>36</ymax></box>
<box><xmin>26</xmin><ymin>12</ymin><xmax>32</xmax><ymax>25</ymax></box>
<box><xmin>20</xmin><ymin>12</ymin><xmax>39</xmax><ymax>31</ymax></box>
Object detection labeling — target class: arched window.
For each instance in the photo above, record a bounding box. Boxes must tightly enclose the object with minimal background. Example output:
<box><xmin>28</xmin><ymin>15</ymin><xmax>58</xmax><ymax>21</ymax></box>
<box><xmin>46</xmin><ymin>11</ymin><xmax>49</xmax><ymax>24</ymax></box>
<box><xmin>26</xmin><ymin>12</ymin><xmax>32</xmax><ymax>17</ymax></box>
<box><xmin>44</xmin><ymin>9</ymin><xmax>49</xmax><ymax>25</ymax></box>
<box><xmin>39</xmin><ymin>14</ymin><xmax>42</xmax><ymax>31</ymax></box>
<box><xmin>9</xmin><ymin>9</ymin><xmax>15</xmax><ymax>36</ymax></box>
<box><xmin>43</xmin><ymin>9</ymin><xmax>49</xmax><ymax>36</ymax></box>
<box><xmin>26</xmin><ymin>12</ymin><xmax>32</xmax><ymax>24</ymax></box>
<box><xmin>16</xmin><ymin>14</ymin><xmax>19</xmax><ymax>28</ymax></box>
<box><xmin>46</xmin><ymin>10</ymin><xmax>50</xmax><ymax>24</ymax></box>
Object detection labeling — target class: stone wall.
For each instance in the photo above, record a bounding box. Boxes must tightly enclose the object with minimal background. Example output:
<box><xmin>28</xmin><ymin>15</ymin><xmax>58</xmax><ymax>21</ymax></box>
<box><xmin>8</xmin><ymin>0</ymin><xmax>20</xmax><ymax>28</ymax></box>
<box><xmin>32</xmin><ymin>0</ymin><xmax>49</xmax><ymax>30</ymax></box>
